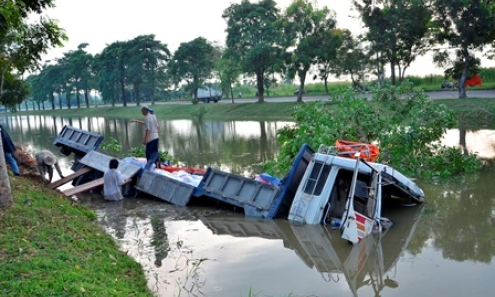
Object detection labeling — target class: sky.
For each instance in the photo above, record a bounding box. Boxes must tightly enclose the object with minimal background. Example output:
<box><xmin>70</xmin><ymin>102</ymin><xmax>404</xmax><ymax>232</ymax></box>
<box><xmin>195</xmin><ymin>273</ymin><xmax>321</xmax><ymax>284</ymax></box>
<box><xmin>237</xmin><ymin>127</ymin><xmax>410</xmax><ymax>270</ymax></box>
<box><xmin>41</xmin><ymin>0</ymin><xmax>495</xmax><ymax>78</ymax></box>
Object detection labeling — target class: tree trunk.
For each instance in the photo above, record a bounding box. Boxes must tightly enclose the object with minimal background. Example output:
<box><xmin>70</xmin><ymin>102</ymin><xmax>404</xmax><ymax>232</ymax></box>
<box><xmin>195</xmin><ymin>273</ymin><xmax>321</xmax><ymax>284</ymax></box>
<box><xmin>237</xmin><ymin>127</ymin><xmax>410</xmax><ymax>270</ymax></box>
<box><xmin>58</xmin><ymin>91</ymin><xmax>63</xmax><ymax>109</ymax></box>
<box><xmin>76</xmin><ymin>88</ymin><xmax>81</xmax><ymax>108</ymax></box>
<box><xmin>50</xmin><ymin>93</ymin><xmax>55</xmax><ymax>110</ymax></box>
<box><xmin>84</xmin><ymin>89</ymin><xmax>90</xmax><ymax>108</ymax></box>
<box><xmin>324</xmin><ymin>76</ymin><xmax>329</xmax><ymax>94</ymax></box>
<box><xmin>256</xmin><ymin>72</ymin><xmax>264</xmax><ymax>103</ymax></box>
<box><xmin>134</xmin><ymin>83</ymin><xmax>140</xmax><ymax>106</ymax></box>
<box><xmin>120</xmin><ymin>79</ymin><xmax>127</xmax><ymax>107</ymax></box>
<box><xmin>66</xmin><ymin>89</ymin><xmax>72</xmax><ymax>109</ymax></box>
<box><xmin>297</xmin><ymin>71</ymin><xmax>307</xmax><ymax>103</ymax></box>
<box><xmin>458</xmin><ymin>49</ymin><xmax>470</xmax><ymax>99</ymax></box>
<box><xmin>390</xmin><ymin>59</ymin><xmax>397</xmax><ymax>85</ymax></box>
<box><xmin>0</xmin><ymin>130</ymin><xmax>14</xmax><ymax>208</ymax></box>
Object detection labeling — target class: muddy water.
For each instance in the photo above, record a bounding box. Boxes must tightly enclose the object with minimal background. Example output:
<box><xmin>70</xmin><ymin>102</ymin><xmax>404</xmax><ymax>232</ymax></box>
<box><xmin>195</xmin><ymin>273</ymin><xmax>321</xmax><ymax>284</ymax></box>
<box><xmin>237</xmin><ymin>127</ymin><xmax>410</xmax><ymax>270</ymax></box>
<box><xmin>3</xmin><ymin>115</ymin><xmax>495</xmax><ymax>296</ymax></box>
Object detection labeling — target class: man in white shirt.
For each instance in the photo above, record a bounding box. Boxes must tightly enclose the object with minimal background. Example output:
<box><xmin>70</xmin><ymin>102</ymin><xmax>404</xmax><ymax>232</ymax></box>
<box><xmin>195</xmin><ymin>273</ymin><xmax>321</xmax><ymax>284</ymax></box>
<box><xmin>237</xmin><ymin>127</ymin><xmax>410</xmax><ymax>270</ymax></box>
<box><xmin>130</xmin><ymin>105</ymin><xmax>160</xmax><ymax>168</ymax></box>
<box><xmin>103</xmin><ymin>158</ymin><xmax>132</xmax><ymax>201</ymax></box>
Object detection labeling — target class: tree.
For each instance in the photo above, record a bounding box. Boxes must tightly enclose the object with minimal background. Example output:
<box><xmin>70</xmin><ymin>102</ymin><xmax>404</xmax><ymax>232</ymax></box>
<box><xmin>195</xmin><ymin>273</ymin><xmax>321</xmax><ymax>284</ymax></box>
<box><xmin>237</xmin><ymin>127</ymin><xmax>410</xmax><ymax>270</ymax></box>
<box><xmin>0</xmin><ymin>2</ymin><xmax>67</xmax><ymax>102</ymax></box>
<box><xmin>280</xmin><ymin>0</ymin><xmax>337</xmax><ymax>102</ymax></box>
<box><xmin>61</xmin><ymin>44</ymin><xmax>94</xmax><ymax>108</ymax></box>
<box><xmin>353</xmin><ymin>0</ymin><xmax>432</xmax><ymax>85</ymax></box>
<box><xmin>223</xmin><ymin>0</ymin><xmax>283</xmax><ymax>103</ymax></box>
<box><xmin>127</xmin><ymin>35</ymin><xmax>171</xmax><ymax>106</ymax></box>
<box><xmin>0</xmin><ymin>0</ymin><xmax>67</xmax><ymax>208</ymax></box>
<box><xmin>330</xmin><ymin>29</ymin><xmax>373</xmax><ymax>90</ymax></box>
<box><xmin>215</xmin><ymin>48</ymin><xmax>241</xmax><ymax>103</ymax></box>
<box><xmin>169</xmin><ymin>37</ymin><xmax>217</xmax><ymax>101</ymax></box>
<box><xmin>431</xmin><ymin>0</ymin><xmax>495</xmax><ymax>98</ymax></box>
<box><xmin>2</xmin><ymin>76</ymin><xmax>29</xmax><ymax>110</ymax></box>
<box><xmin>95</xmin><ymin>41</ymin><xmax>129</xmax><ymax>106</ymax></box>
<box><xmin>316</xmin><ymin>28</ymin><xmax>346</xmax><ymax>94</ymax></box>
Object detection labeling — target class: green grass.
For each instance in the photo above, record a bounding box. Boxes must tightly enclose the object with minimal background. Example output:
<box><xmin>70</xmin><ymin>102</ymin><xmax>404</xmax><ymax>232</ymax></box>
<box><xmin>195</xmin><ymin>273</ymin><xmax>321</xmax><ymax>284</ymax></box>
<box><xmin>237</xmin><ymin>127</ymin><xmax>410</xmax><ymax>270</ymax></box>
<box><xmin>14</xmin><ymin>96</ymin><xmax>495</xmax><ymax>128</ymax></box>
<box><xmin>0</xmin><ymin>174</ymin><xmax>153</xmax><ymax>297</ymax></box>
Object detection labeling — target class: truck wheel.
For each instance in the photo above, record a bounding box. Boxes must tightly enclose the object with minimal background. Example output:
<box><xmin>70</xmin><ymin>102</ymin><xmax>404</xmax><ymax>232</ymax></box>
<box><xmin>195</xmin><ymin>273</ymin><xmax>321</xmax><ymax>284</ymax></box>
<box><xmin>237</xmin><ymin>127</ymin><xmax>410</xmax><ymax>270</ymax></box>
<box><xmin>207</xmin><ymin>99</ymin><xmax>210</xmax><ymax>103</ymax></box>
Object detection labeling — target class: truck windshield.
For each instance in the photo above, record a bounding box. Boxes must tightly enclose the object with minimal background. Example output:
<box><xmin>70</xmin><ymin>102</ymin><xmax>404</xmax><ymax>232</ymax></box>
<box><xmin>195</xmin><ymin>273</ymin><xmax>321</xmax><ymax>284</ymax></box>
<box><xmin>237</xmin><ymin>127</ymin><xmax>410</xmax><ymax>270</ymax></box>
<box><xmin>303</xmin><ymin>162</ymin><xmax>331</xmax><ymax>196</ymax></box>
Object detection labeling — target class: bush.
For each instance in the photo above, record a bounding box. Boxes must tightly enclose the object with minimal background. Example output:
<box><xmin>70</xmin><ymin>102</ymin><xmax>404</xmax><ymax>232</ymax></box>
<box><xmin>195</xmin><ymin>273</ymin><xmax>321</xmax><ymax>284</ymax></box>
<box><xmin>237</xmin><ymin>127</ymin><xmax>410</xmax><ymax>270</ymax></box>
<box><xmin>265</xmin><ymin>82</ymin><xmax>481</xmax><ymax>178</ymax></box>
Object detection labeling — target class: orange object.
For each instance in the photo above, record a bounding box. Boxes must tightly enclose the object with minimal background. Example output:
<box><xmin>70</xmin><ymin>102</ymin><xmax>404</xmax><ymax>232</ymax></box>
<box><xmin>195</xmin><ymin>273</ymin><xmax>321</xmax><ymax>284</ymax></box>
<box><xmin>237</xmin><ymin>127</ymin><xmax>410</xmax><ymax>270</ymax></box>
<box><xmin>160</xmin><ymin>164</ymin><xmax>206</xmax><ymax>176</ymax></box>
<box><xmin>465</xmin><ymin>74</ymin><xmax>482</xmax><ymax>87</ymax></box>
<box><xmin>335</xmin><ymin>139</ymin><xmax>380</xmax><ymax>162</ymax></box>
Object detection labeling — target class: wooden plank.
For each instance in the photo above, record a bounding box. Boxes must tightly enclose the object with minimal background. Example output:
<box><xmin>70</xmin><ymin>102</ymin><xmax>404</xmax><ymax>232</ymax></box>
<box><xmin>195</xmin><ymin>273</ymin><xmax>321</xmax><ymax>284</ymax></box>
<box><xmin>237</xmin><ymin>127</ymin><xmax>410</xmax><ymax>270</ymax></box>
<box><xmin>48</xmin><ymin>167</ymin><xmax>93</xmax><ymax>189</ymax></box>
<box><xmin>62</xmin><ymin>177</ymin><xmax>104</xmax><ymax>197</ymax></box>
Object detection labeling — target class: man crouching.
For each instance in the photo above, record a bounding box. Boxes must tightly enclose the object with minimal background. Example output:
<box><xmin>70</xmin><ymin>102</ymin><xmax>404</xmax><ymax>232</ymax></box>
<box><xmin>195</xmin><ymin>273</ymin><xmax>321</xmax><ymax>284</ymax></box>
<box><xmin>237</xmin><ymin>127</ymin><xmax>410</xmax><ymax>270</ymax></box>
<box><xmin>35</xmin><ymin>150</ymin><xmax>65</xmax><ymax>183</ymax></box>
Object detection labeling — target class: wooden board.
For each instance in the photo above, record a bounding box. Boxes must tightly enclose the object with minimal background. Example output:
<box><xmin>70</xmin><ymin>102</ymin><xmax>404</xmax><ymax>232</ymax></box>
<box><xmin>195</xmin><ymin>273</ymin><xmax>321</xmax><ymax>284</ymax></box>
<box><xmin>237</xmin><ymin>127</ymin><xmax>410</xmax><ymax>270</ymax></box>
<box><xmin>48</xmin><ymin>167</ymin><xmax>93</xmax><ymax>189</ymax></box>
<box><xmin>62</xmin><ymin>177</ymin><xmax>104</xmax><ymax>197</ymax></box>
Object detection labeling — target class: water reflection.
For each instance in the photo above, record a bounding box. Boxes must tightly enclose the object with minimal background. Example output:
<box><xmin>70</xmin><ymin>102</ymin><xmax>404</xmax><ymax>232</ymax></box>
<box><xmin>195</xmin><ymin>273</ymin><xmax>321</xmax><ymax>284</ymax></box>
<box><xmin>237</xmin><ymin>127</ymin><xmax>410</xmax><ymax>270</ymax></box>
<box><xmin>200</xmin><ymin>203</ymin><xmax>424</xmax><ymax>297</ymax></box>
<box><xmin>0</xmin><ymin>115</ymin><xmax>292</xmax><ymax>175</ymax></box>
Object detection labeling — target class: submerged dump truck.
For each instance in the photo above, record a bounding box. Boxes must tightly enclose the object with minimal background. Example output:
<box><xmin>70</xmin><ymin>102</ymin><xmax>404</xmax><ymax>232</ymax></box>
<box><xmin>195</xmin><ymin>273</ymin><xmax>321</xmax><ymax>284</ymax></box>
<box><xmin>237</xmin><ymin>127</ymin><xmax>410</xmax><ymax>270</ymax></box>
<box><xmin>196</xmin><ymin>87</ymin><xmax>222</xmax><ymax>103</ymax></box>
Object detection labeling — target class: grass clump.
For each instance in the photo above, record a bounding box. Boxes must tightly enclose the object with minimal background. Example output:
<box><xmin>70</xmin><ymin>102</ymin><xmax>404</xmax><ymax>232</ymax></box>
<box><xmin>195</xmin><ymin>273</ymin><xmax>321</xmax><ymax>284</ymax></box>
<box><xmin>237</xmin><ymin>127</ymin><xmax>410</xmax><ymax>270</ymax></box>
<box><xmin>0</xmin><ymin>175</ymin><xmax>153</xmax><ymax>297</ymax></box>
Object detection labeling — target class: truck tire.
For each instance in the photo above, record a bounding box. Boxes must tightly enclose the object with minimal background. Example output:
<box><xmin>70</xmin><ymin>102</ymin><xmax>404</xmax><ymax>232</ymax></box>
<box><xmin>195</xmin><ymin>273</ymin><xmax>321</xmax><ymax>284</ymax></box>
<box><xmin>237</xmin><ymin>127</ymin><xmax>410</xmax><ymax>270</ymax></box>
<box><xmin>207</xmin><ymin>98</ymin><xmax>210</xmax><ymax>103</ymax></box>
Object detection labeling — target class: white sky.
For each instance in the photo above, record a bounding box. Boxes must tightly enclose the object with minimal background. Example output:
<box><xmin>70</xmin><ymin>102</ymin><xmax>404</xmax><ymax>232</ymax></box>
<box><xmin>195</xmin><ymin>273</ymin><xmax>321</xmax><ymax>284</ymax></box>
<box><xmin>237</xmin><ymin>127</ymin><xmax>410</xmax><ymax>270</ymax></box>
<box><xmin>41</xmin><ymin>0</ymin><xmax>495</xmax><ymax>78</ymax></box>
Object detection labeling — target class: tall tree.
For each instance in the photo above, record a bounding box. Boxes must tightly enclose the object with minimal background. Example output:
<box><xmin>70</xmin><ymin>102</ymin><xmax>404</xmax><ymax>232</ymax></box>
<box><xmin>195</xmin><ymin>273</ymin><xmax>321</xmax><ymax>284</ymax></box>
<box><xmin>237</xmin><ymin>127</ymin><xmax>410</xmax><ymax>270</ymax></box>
<box><xmin>223</xmin><ymin>0</ymin><xmax>283</xmax><ymax>103</ymax></box>
<box><xmin>95</xmin><ymin>41</ymin><xmax>129</xmax><ymax>106</ymax></box>
<box><xmin>215</xmin><ymin>48</ymin><xmax>242</xmax><ymax>102</ymax></box>
<box><xmin>0</xmin><ymin>0</ymin><xmax>66</xmax><ymax>208</ymax></box>
<box><xmin>316</xmin><ymin>28</ymin><xmax>346</xmax><ymax>94</ymax></box>
<box><xmin>169</xmin><ymin>37</ymin><xmax>217</xmax><ymax>101</ymax></box>
<box><xmin>353</xmin><ymin>0</ymin><xmax>432</xmax><ymax>85</ymax></box>
<box><xmin>331</xmin><ymin>30</ymin><xmax>373</xmax><ymax>90</ymax></box>
<box><xmin>280</xmin><ymin>0</ymin><xmax>337</xmax><ymax>102</ymax></box>
<box><xmin>127</xmin><ymin>35</ymin><xmax>171</xmax><ymax>106</ymax></box>
<box><xmin>431</xmin><ymin>0</ymin><xmax>495</xmax><ymax>98</ymax></box>
<box><xmin>62</xmin><ymin>44</ymin><xmax>94</xmax><ymax>108</ymax></box>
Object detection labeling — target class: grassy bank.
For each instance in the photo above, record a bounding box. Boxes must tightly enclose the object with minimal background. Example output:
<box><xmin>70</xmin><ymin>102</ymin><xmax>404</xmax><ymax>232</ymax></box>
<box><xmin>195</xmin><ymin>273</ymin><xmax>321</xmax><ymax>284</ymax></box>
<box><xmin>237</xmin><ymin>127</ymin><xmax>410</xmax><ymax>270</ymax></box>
<box><xmin>0</xmin><ymin>174</ymin><xmax>153</xmax><ymax>297</ymax></box>
<box><xmin>17</xmin><ymin>101</ymin><xmax>304</xmax><ymax>121</ymax></box>
<box><xmin>14</xmin><ymin>97</ymin><xmax>495</xmax><ymax>127</ymax></box>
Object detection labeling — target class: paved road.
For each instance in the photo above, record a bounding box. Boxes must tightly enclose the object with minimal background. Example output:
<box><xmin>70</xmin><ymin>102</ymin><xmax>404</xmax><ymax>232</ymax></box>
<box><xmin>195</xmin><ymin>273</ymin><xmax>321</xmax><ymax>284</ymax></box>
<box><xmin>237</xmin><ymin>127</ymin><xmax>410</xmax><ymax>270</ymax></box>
<box><xmin>158</xmin><ymin>89</ymin><xmax>495</xmax><ymax>105</ymax></box>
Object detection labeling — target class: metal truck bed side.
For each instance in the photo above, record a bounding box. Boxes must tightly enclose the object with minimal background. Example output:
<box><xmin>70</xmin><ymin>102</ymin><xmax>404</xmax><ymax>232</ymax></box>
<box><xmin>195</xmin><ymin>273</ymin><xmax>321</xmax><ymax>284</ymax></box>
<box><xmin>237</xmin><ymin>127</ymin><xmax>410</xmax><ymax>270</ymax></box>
<box><xmin>135</xmin><ymin>170</ymin><xmax>195</xmax><ymax>206</ymax></box>
<box><xmin>193</xmin><ymin>143</ymin><xmax>315</xmax><ymax>219</ymax></box>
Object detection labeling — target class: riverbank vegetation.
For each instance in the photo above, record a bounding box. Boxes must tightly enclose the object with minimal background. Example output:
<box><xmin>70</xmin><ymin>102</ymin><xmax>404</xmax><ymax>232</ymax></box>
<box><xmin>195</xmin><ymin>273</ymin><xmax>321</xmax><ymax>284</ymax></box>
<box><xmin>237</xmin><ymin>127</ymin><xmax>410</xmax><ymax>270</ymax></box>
<box><xmin>0</xmin><ymin>174</ymin><xmax>153</xmax><ymax>297</ymax></box>
<box><xmin>264</xmin><ymin>84</ymin><xmax>482</xmax><ymax>179</ymax></box>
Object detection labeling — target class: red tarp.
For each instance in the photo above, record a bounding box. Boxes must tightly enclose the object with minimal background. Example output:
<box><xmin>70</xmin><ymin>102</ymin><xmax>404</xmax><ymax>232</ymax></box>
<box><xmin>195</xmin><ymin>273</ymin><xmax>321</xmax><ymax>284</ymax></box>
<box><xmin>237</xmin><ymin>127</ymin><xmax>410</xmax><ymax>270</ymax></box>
<box><xmin>465</xmin><ymin>74</ymin><xmax>482</xmax><ymax>87</ymax></box>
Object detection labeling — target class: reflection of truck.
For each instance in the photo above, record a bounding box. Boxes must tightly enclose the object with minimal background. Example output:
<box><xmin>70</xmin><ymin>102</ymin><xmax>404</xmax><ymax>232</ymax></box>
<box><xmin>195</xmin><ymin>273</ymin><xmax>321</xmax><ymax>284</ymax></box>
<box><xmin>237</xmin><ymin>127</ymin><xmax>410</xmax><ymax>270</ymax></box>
<box><xmin>196</xmin><ymin>87</ymin><xmax>222</xmax><ymax>103</ymax></box>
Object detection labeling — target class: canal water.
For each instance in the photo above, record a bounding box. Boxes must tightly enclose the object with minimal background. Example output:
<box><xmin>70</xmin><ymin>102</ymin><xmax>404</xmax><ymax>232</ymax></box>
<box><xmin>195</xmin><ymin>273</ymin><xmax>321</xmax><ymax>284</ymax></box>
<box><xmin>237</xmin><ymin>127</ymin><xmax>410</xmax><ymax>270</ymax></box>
<box><xmin>3</xmin><ymin>115</ymin><xmax>495</xmax><ymax>297</ymax></box>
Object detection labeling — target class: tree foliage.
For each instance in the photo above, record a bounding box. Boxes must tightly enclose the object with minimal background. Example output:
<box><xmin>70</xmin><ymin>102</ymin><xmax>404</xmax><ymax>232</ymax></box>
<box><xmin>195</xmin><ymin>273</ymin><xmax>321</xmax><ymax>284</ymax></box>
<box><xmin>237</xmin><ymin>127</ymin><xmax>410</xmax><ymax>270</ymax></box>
<box><xmin>431</xmin><ymin>0</ymin><xmax>495</xmax><ymax>98</ymax></box>
<box><xmin>280</xmin><ymin>0</ymin><xmax>338</xmax><ymax>102</ymax></box>
<box><xmin>265</xmin><ymin>84</ymin><xmax>481</xmax><ymax>179</ymax></box>
<box><xmin>0</xmin><ymin>0</ymin><xmax>66</xmax><ymax>105</ymax></box>
<box><xmin>223</xmin><ymin>0</ymin><xmax>282</xmax><ymax>102</ymax></box>
<box><xmin>169</xmin><ymin>37</ymin><xmax>217</xmax><ymax>101</ymax></box>
<box><xmin>353</xmin><ymin>0</ymin><xmax>432</xmax><ymax>85</ymax></box>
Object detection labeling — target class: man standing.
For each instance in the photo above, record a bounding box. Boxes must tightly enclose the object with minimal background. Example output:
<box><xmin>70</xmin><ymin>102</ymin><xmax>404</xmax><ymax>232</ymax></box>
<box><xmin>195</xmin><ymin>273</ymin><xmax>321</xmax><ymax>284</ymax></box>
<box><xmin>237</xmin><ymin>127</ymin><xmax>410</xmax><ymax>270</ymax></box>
<box><xmin>35</xmin><ymin>150</ymin><xmax>64</xmax><ymax>183</ymax></box>
<box><xmin>130</xmin><ymin>105</ymin><xmax>160</xmax><ymax>168</ymax></box>
<box><xmin>0</xmin><ymin>124</ymin><xmax>20</xmax><ymax>176</ymax></box>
